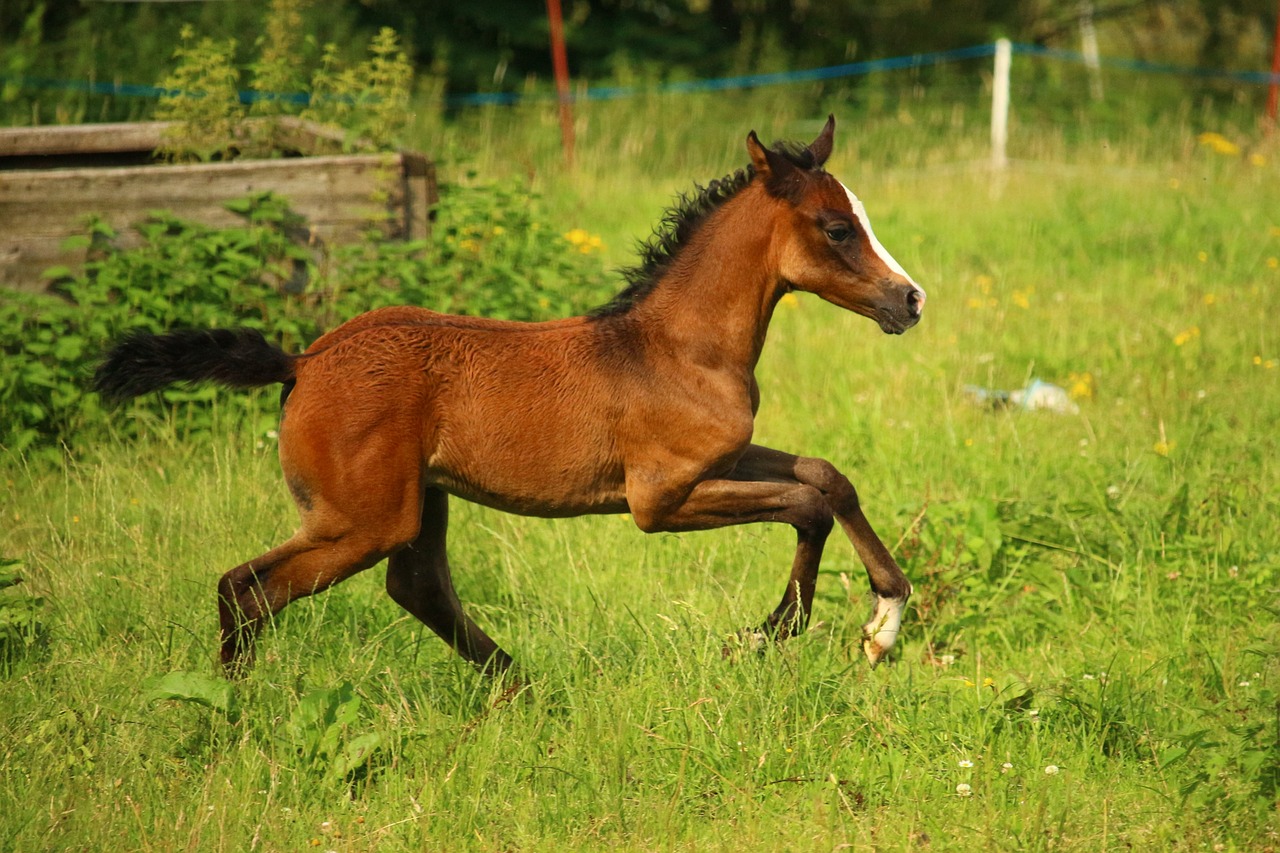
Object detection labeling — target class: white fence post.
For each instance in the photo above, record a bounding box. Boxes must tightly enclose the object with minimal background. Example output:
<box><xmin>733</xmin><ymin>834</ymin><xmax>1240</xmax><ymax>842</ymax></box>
<box><xmin>1079</xmin><ymin>2</ymin><xmax>1104</xmax><ymax>100</ymax></box>
<box><xmin>991</xmin><ymin>38</ymin><xmax>1012</xmax><ymax>171</ymax></box>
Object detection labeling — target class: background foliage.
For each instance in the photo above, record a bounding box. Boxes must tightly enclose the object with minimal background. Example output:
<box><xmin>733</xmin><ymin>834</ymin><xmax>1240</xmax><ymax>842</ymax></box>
<box><xmin>3</xmin><ymin>0</ymin><xmax>1278</xmax><ymax>125</ymax></box>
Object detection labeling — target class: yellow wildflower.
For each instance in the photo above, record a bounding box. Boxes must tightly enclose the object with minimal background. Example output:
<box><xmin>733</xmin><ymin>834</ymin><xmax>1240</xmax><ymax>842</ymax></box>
<box><xmin>1066</xmin><ymin>371</ymin><xmax>1094</xmax><ymax>400</ymax></box>
<box><xmin>1173</xmin><ymin>326</ymin><xmax>1200</xmax><ymax>347</ymax></box>
<box><xmin>565</xmin><ymin>229</ymin><xmax>603</xmax><ymax>253</ymax></box>
<box><xmin>1154</xmin><ymin>439</ymin><xmax>1176</xmax><ymax>457</ymax></box>
<box><xmin>1197</xmin><ymin>132</ymin><xmax>1240</xmax><ymax>156</ymax></box>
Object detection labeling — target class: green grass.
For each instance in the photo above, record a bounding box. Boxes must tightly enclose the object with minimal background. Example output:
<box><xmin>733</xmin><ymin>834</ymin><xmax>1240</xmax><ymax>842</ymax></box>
<box><xmin>3</xmin><ymin>105</ymin><xmax>1280</xmax><ymax>850</ymax></box>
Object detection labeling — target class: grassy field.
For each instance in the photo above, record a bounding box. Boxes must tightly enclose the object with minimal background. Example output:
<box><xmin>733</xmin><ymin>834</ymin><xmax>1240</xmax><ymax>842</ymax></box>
<box><xmin>3</xmin><ymin>99</ymin><xmax>1280</xmax><ymax>850</ymax></box>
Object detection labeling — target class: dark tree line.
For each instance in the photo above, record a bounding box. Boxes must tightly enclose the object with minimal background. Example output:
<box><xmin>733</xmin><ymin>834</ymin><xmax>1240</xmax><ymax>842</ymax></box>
<box><xmin>353</xmin><ymin>0</ymin><xmax>1277</xmax><ymax>92</ymax></box>
<box><xmin>2</xmin><ymin>0</ymin><xmax>1276</xmax><ymax>106</ymax></box>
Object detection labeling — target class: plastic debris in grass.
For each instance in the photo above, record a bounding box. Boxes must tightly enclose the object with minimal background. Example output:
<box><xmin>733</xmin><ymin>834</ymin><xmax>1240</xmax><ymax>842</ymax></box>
<box><xmin>964</xmin><ymin>379</ymin><xmax>1079</xmax><ymax>414</ymax></box>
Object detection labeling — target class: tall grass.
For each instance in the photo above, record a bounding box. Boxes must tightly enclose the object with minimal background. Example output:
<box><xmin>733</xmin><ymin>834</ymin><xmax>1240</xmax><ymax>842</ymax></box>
<box><xmin>2</xmin><ymin>95</ymin><xmax>1279</xmax><ymax>850</ymax></box>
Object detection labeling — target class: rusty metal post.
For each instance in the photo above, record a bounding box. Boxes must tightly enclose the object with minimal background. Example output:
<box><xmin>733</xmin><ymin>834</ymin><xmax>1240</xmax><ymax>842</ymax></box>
<box><xmin>546</xmin><ymin>0</ymin><xmax>575</xmax><ymax>166</ymax></box>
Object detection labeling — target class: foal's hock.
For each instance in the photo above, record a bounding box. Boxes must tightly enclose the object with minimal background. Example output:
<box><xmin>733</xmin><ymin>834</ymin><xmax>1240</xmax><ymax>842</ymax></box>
<box><xmin>95</xmin><ymin>116</ymin><xmax>926</xmax><ymax>677</ymax></box>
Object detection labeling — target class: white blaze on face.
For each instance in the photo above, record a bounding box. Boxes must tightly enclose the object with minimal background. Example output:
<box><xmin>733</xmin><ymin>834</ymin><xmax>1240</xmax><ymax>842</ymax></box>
<box><xmin>841</xmin><ymin>181</ymin><xmax>924</xmax><ymax>296</ymax></box>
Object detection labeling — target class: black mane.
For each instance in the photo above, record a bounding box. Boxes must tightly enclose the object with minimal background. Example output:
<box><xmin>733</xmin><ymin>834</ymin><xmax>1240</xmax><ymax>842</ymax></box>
<box><xmin>589</xmin><ymin>141</ymin><xmax>818</xmax><ymax>319</ymax></box>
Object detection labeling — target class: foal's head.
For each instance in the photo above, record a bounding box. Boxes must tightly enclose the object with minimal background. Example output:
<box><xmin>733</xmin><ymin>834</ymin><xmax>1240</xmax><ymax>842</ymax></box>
<box><xmin>751</xmin><ymin>116</ymin><xmax>926</xmax><ymax>335</ymax></box>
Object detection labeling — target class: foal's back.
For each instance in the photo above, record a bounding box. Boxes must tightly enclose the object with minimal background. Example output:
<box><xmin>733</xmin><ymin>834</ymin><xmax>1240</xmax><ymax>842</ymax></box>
<box><xmin>282</xmin><ymin>306</ymin><xmax>635</xmax><ymax>518</ymax></box>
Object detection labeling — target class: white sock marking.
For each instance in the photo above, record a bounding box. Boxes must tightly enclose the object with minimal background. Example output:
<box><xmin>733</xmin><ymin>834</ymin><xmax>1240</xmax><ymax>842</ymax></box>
<box><xmin>863</xmin><ymin>594</ymin><xmax>905</xmax><ymax>654</ymax></box>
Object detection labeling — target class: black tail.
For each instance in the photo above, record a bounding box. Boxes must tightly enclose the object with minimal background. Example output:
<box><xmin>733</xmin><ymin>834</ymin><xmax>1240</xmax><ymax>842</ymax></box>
<box><xmin>94</xmin><ymin>328</ymin><xmax>297</xmax><ymax>403</ymax></box>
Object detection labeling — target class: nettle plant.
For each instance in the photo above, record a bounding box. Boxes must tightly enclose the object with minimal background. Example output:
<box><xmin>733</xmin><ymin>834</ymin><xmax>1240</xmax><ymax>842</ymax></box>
<box><xmin>155</xmin><ymin>0</ymin><xmax>414</xmax><ymax>162</ymax></box>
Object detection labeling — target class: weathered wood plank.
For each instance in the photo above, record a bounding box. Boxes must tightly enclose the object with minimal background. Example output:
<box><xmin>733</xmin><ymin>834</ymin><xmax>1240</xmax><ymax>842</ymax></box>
<box><xmin>0</xmin><ymin>122</ymin><xmax>165</xmax><ymax>158</ymax></box>
<box><xmin>0</xmin><ymin>118</ymin><xmax>351</xmax><ymax>160</ymax></box>
<box><xmin>0</xmin><ymin>155</ymin><xmax>401</xmax><ymax>231</ymax></box>
<box><xmin>0</xmin><ymin>133</ymin><xmax>436</xmax><ymax>293</ymax></box>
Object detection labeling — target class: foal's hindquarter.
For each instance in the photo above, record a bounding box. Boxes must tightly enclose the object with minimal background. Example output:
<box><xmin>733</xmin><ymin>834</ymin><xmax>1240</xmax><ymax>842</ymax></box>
<box><xmin>216</xmin><ymin>118</ymin><xmax>920</xmax><ymax>675</ymax></box>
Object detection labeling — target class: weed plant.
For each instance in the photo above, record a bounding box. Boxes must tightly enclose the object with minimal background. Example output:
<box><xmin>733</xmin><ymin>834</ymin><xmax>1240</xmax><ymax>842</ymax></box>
<box><xmin>1</xmin><ymin>102</ymin><xmax>1279</xmax><ymax>850</ymax></box>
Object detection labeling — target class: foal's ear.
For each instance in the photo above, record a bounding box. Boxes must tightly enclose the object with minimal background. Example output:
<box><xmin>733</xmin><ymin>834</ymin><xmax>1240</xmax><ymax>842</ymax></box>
<box><xmin>807</xmin><ymin>114</ymin><xmax>836</xmax><ymax>167</ymax></box>
<box><xmin>746</xmin><ymin>130</ymin><xmax>796</xmax><ymax>181</ymax></box>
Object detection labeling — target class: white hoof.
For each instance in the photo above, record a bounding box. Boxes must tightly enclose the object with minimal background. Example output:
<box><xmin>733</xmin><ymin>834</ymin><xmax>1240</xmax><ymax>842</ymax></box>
<box><xmin>861</xmin><ymin>594</ymin><xmax>907</xmax><ymax>667</ymax></box>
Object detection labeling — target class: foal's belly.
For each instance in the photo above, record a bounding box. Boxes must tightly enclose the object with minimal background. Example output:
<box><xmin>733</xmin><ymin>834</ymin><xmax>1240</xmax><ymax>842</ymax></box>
<box><xmin>427</xmin><ymin>455</ymin><xmax>630</xmax><ymax>518</ymax></box>
<box><xmin>425</xmin><ymin>410</ymin><xmax>630</xmax><ymax>519</ymax></box>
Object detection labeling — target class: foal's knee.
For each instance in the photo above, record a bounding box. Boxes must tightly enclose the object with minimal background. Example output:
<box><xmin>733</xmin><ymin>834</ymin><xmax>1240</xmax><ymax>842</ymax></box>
<box><xmin>796</xmin><ymin>457</ymin><xmax>861</xmax><ymax>516</ymax></box>
<box><xmin>789</xmin><ymin>484</ymin><xmax>836</xmax><ymax>539</ymax></box>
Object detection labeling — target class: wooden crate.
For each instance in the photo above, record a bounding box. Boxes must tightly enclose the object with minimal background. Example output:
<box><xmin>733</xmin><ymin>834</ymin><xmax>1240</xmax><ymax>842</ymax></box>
<box><xmin>0</xmin><ymin>119</ymin><xmax>436</xmax><ymax>293</ymax></box>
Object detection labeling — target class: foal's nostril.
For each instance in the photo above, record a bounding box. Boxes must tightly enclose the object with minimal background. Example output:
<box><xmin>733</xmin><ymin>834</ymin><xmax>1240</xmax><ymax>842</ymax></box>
<box><xmin>906</xmin><ymin>287</ymin><xmax>926</xmax><ymax>317</ymax></box>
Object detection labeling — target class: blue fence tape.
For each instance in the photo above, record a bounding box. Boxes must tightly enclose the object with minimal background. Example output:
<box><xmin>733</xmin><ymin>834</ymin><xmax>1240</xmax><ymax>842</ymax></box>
<box><xmin>5</xmin><ymin>75</ymin><xmax>313</xmax><ymax>105</ymax></box>
<box><xmin>3</xmin><ymin>41</ymin><xmax>1278</xmax><ymax>110</ymax></box>
<box><xmin>447</xmin><ymin>43</ymin><xmax>1000</xmax><ymax>106</ymax></box>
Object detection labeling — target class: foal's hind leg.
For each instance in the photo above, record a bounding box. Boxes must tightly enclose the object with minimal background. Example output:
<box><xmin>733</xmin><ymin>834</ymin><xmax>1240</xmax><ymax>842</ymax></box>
<box><xmin>217</xmin><ymin>457</ymin><xmax>425</xmax><ymax>675</ymax></box>
<box><xmin>385</xmin><ymin>488</ymin><xmax>514</xmax><ymax>675</ymax></box>
<box><xmin>217</xmin><ymin>531</ymin><xmax>394</xmax><ymax>676</ymax></box>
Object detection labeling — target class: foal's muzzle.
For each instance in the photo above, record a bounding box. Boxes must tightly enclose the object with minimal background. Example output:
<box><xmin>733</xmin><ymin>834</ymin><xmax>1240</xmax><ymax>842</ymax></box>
<box><xmin>877</xmin><ymin>283</ymin><xmax>926</xmax><ymax>335</ymax></box>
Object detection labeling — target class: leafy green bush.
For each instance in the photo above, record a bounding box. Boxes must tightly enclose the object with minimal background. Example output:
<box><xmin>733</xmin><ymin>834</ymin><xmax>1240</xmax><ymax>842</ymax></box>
<box><xmin>334</xmin><ymin>175</ymin><xmax>615</xmax><ymax>321</ymax></box>
<box><xmin>0</xmin><ymin>184</ymin><xmax>614</xmax><ymax>456</ymax></box>
<box><xmin>155</xmin><ymin>1</ymin><xmax>418</xmax><ymax>162</ymax></box>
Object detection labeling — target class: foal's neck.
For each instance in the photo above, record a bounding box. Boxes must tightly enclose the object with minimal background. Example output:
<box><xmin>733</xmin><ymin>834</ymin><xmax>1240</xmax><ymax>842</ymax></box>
<box><xmin>631</xmin><ymin>184</ymin><xmax>785</xmax><ymax>372</ymax></box>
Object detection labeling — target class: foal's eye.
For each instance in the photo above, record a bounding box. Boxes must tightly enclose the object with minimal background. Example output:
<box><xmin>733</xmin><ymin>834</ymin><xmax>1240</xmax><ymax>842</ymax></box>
<box><xmin>825</xmin><ymin>225</ymin><xmax>854</xmax><ymax>243</ymax></box>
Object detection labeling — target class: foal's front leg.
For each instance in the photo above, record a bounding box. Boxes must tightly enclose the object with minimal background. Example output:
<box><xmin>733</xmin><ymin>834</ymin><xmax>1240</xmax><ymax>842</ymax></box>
<box><xmin>627</xmin><ymin>444</ymin><xmax>910</xmax><ymax>665</ymax></box>
<box><xmin>733</xmin><ymin>445</ymin><xmax>912</xmax><ymax>666</ymax></box>
<box><xmin>627</xmin><ymin>469</ymin><xmax>836</xmax><ymax>644</ymax></box>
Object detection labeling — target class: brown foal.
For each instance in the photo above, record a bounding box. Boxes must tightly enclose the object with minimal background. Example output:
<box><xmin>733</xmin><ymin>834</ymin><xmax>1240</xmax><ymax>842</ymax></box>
<box><xmin>95</xmin><ymin>115</ymin><xmax>926</xmax><ymax>677</ymax></box>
